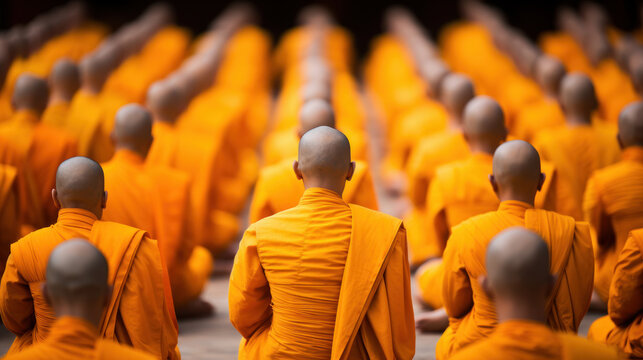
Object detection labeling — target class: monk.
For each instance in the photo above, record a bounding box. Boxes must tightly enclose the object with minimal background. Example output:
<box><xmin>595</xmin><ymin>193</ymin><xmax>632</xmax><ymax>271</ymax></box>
<box><xmin>42</xmin><ymin>59</ymin><xmax>80</xmax><ymax>128</ymax></box>
<box><xmin>583</xmin><ymin>101</ymin><xmax>643</xmax><ymax>308</ymax></box>
<box><xmin>250</xmin><ymin>100</ymin><xmax>377</xmax><ymax>223</ymax></box>
<box><xmin>0</xmin><ymin>74</ymin><xmax>77</xmax><ymax>225</ymax></box>
<box><xmin>451</xmin><ymin>228</ymin><xmax>619</xmax><ymax>360</ymax></box>
<box><xmin>230</xmin><ymin>126</ymin><xmax>414</xmax><ymax>359</ymax></box>
<box><xmin>0</xmin><ymin>163</ymin><xmax>20</xmax><ymax>277</ymax></box>
<box><xmin>588</xmin><ymin>228</ymin><xmax>643</xmax><ymax>358</ymax></box>
<box><xmin>533</xmin><ymin>73</ymin><xmax>621</xmax><ymax>220</ymax></box>
<box><xmin>0</xmin><ymin>157</ymin><xmax>179</xmax><ymax>359</ymax></box>
<box><xmin>102</xmin><ymin>104</ymin><xmax>214</xmax><ymax>317</ymax></box>
<box><xmin>3</xmin><ymin>239</ymin><xmax>155</xmax><ymax>359</ymax></box>
<box><xmin>433</xmin><ymin>140</ymin><xmax>594</xmax><ymax>360</ymax></box>
<box><xmin>415</xmin><ymin>96</ymin><xmax>506</xmax><ymax>311</ymax></box>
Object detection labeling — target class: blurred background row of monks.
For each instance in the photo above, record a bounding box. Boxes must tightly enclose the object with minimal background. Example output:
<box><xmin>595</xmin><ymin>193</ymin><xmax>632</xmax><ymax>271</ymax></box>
<box><xmin>0</xmin><ymin>0</ymin><xmax>642</xmax><ymax>358</ymax></box>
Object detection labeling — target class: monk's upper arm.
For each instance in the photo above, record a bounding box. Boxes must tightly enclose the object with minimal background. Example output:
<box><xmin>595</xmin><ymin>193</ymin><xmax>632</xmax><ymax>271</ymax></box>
<box><xmin>0</xmin><ymin>254</ymin><xmax>35</xmax><ymax>335</ymax></box>
<box><xmin>608</xmin><ymin>233</ymin><xmax>643</xmax><ymax>326</ymax></box>
<box><xmin>582</xmin><ymin>176</ymin><xmax>605</xmax><ymax>239</ymax></box>
<box><xmin>442</xmin><ymin>234</ymin><xmax>472</xmax><ymax>319</ymax></box>
<box><xmin>426</xmin><ymin>177</ymin><xmax>448</xmax><ymax>250</ymax></box>
<box><xmin>228</xmin><ymin>225</ymin><xmax>271</xmax><ymax>338</ymax></box>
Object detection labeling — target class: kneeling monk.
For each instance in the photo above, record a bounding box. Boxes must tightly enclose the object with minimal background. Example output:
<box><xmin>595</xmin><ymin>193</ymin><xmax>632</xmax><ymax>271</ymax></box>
<box><xmin>229</xmin><ymin>126</ymin><xmax>415</xmax><ymax>359</ymax></box>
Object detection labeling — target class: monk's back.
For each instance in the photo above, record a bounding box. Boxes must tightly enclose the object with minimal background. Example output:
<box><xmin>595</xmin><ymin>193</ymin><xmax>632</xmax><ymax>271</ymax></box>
<box><xmin>254</xmin><ymin>187</ymin><xmax>351</xmax><ymax>358</ymax></box>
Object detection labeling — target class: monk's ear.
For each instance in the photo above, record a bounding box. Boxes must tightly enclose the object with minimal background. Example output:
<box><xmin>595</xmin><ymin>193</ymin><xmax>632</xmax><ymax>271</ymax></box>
<box><xmin>346</xmin><ymin>161</ymin><xmax>356</xmax><ymax>181</ymax></box>
<box><xmin>488</xmin><ymin>175</ymin><xmax>498</xmax><ymax>194</ymax></box>
<box><xmin>51</xmin><ymin>189</ymin><xmax>61</xmax><ymax>209</ymax></box>
<box><xmin>479</xmin><ymin>276</ymin><xmax>494</xmax><ymax>300</ymax></box>
<box><xmin>102</xmin><ymin>191</ymin><xmax>108</xmax><ymax>209</ymax></box>
<box><xmin>293</xmin><ymin>161</ymin><xmax>303</xmax><ymax>180</ymax></box>
<box><xmin>537</xmin><ymin>172</ymin><xmax>546</xmax><ymax>191</ymax></box>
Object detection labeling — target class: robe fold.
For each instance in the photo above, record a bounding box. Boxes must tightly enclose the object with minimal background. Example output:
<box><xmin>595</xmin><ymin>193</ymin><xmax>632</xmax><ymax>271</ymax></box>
<box><xmin>229</xmin><ymin>188</ymin><xmax>414</xmax><ymax>359</ymax></box>
<box><xmin>0</xmin><ymin>208</ymin><xmax>180</xmax><ymax>359</ymax></box>
<box><xmin>583</xmin><ymin>146</ymin><xmax>643</xmax><ymax>302</ymax></box>
<box><xmin>249</xmin><ymin>158</ymin><xmax>377</xmax><ymax>223</ymax></box>
<box><xmin>0</xmin><ymin>164</ymin><xmax>19</xmax><ymax>278</ymax></box>
<box><xmin>451</xmin><ymin>320</ymin><xmax>619</xmax><ymax>360</ymax></box>
<box><xmin>3</xmin><ymin>316</ymin><xmax>156</xmax><ymax>359</ymax></box>
<box><xmin>436</xmin><ymin>201</ymin><xmax>594</xmax><ymax>360</ymax></box>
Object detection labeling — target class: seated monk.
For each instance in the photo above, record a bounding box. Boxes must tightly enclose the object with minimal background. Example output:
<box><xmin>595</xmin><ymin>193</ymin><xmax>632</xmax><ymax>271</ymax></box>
<box><xmin>415</xmin><ymin>96</ymin><xmax>506</xmax><ymax>313</ymax></box>
<box><xmin>583</xmin><ymin>101</ymin><xmax>643</xmax><ymax>309</ymax></box>
<box><xmin>250</xmin><ymin>100</ymin><xmax>377</xmax><ymax>223</ymax></box>
<box><xmin>229</xmin><ymin>126</ymin><xmax>415</xmax><ymax>359</ymax></box>
<box><xmin>404</xmin><ymin>73</ymin><xmax>475</xmax><ymax>265</ymax></box>
<box><xmin>451</xmin><ymin>228</ymin><xmax>619</xmax><ymax>360</ymax></box>
<box><xmin>102</xmin><ymin>104</ymin><xmax>214</xmax><ymax>318</ymax></box>
<box><xmin>588</xmin><ymin>228</ymin><xmax>643</xmax><ymax>358</ymax></box>
<box><xmin>0</xmin><ymin>74</ymin><xmax>77</xmax><ymax>225</ymax></box>
<box><xmin>513</xmin><ymin>55</ymin><xmax>566</xmax><ymax>142</ymax></box>
<box><xmin>0</xmin><ymin>157</ymin><xmax>179</xmax><ymax>359</ymax></box>
<box><xmin>533</xmin><ymin>73</ymin><xmax>621</xmax><ymax>220</ymax></box>
<box><xmin>0</xmin><ymin>163</ymin><xmax>19</xmax><ymax>277</ymax></box>
<box><xmin>41</xmin><ymin>59</ymin><xmax>80</xmax><ymax>129</ymax></box>
<box><xmin>3</xmin><ymin>239</ymin><xmax>155</xmax><ymax>360</ymax></box>
<box><xmin>433</xmin><ymin>140</ymin><xmax>594</xmax><ymax>360</ymax></box>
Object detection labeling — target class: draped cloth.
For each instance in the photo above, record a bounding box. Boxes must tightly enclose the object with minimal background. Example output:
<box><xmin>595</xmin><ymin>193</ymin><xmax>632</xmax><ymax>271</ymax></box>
<box><xmin>0</xmin><ymin>164</ymin><xmax>19</xmax><ymax>278</ymax></box>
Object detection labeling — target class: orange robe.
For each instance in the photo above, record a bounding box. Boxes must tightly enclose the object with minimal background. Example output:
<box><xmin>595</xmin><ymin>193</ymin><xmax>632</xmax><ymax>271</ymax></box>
<box><xmin>3</xmin><ymin>316</ymin><xmax>156</xmax><ymax>360</ymax></box>
<box><xmin>0</xmin><ymin>110</ymin><xmax>77</xmax><ymax>224</ymax></box>
<box><xmin>230</xmin><ymin>188</ymin><xmax>415</xmax><ymax>359</ymax></box>
<box><xmin>249</xmin><ymin>158</ymin><xmax>377</xmax><ymax>223</ymax></box>
<box><xmin>0</xmin><ymin>208</ymin><xmax>180</xmax><ymax>359</ymax></box>
<box><xmin>588</xmin><ymin>228</ymin><xmax>643</xmax><ymax>358</ymax></box>
<box><xmin>451</xmin><ymin>320</ymin><xmax>619</xmax><ymax>360</ymax></box>
<box><xmin>583</xmin><ymin>146</ymin><xmax>643</xmax><ymax>302</ymax></box>
<box><xmin>436</xmin><ymin>201</ymin><xmax>594</xmax><ymax>359</ymax></box>
<box><xmin>513</xmin><ymin>98</ymin><xmax>565</xmax><ymax>142</ymax></box>
<box><xmin>533</xmin><ymin>122</ymin><xmax>621</xmax><ymax>219</ymax></box>
<box><xmin>0</xmin><ymin>164</ymin><xmax>19</xmax><ymax>278</ymax></box>
<box><xmin>102</xmin><ymin>149</ymin><xmax>213</xmax><ymax>308</ymax></box>
<box><xmin>41</xmin><ymin>102</ymin><xmax>70</xmax><ymax>129</ymax></box>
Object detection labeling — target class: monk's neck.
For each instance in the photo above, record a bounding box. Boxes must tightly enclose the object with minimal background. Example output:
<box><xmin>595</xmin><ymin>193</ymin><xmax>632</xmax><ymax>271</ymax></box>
<box><xmin>447</xmin><ymin>117</ymin><xmax>462</xmax><ymax>132</ymax></box>
<box><xmin>565</xmin><ymin>114</ymin><xmax>591</xmax><ymax>127</ymax></box>
<box><xmin>49</xmin><ymin>92</ymin><xmax>73</xmax><ymax>105</ymax></box>
<box><xmin>81</xmin><ymin>85</ymin><xmax>101</xmax><ymax>96</ymax></box>
<box><xmin>55</xmin><ymin>307</ymin><xmax>102</xmax><ymax>329</ymax></box>
<box><xmin>495</xmin><ymin>297</ymin><xmax>547</xmax><ymax>325</ymax></box>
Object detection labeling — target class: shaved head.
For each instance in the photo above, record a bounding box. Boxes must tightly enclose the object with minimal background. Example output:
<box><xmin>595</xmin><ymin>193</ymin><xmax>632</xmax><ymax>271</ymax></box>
<box><xmin>300</xmin><ymin>81</ymin><xmax>332</xmax><ymax>102</ymax></box>
<box><xmin>463</xmin><ymin>96</ymin><xmax>507</xmax><ymax>153</ymax></box>
<box><xmin>79</xmin><ymin>55</ymin><xmax>111</xmax><ymax>94</ymax></box>
<box><xmin>440</xmin><ymin>73</ymin><xmax>475</xmax><ymax>121</ymax></box>
<box><xmin>54</xmin><ymin>157</ymin><xmax>106</xmax><ymax>218</ymax></box>
<box><xmin>112</xmin><ymin>104</ymin><xmax>154</xmax><ymax>157</ymax></box>
<box><xmin>147</xmin><ymin>82</ymin><xmax>187</xmax><ymax>123</ymax></box>
<box><xmin>419</xmin><ymin>59</ymin><xmax>450</xmax><ymax>98</ymax></box>
<box><xmin>559</xmin><ymin>73</ymin><xmax>597</xmax><ymax>120</ymax></box>
<box><xmin>297</xmin><ymin>99</ymin><xmax>336</xmax><ymax>137</ymax></box>
<box><xmin>45</xmin><ymin>239</ymin><xmax>109</xmax><ymax>325</ymax></box>
<box><xmin>492</xmin><ymin>140</ymin><xmax>543</xmax><ymax>204</ymax></box>
<box><xmin>50</xmin><ymin>59</ymin><xmax>80</xmax><ymax>101</ymax></box>
<box><xmin>618</xmin><ymin>101</ymin><xmax>643</xmax><ymax>147</ymax></box>
<box><xmin>486</xmin><ymin>227</ymin><xmax>551</xmax><ymax>299</ymax></box>
<box><xmin>535</xmin><ymin>55</ymin><xmax>566</xmax><ymax>97</ymax></box>
<box><xmin>629</xmin><ymin>54</ymin><xmax>643</xmax><ymax>94</ymax></box>
<box><xmin>301</xmin><ymin>57</ymin><xmax>332</xmax><ymax>85</ymax></box>
<box><xmin>12</xmin><ymin>74</ymin><xmax>49</xmax><ymax>114</ymax></box>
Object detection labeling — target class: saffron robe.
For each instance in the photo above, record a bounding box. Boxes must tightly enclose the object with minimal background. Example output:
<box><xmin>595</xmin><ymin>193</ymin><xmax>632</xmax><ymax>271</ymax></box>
<box><xmin>0</xmin><ymin>164</ymin><xmax>19</xmax><ymax>278</ymax></box>
<box><xmin>249</xmin><ymin>158</ymin><xmax>377</xmax><ymax>223</ymax></box>
<box><xmin>230</xmin><ymin>188</ymin><xmax>415</xmax><ymax>359</ymax></box>
<box><xmin>513</xmin><ymin>98</ymin><xmax>565</xmax><ymax>142</ymax></box>
<box><xmin>0</xmin><ymin>208</ymin><xmax>180</xmax><ymax>359</ymax></box>
<box><xmin>3</xmin><ymin>316</ymin><xmax>156</xmax><ymax>360</ymax></box>
<box><xmin>41</xmin><ymin>102</ymin><xmax>70</xmax><ymax>129</ymax></box>
<box><xmin>436</xmin><ymin>201</ymin><xmax>594</xmax><ymax>360</ymax></box>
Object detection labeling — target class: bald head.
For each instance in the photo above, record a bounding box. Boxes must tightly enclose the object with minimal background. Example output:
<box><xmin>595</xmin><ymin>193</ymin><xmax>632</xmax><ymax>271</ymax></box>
<box><xmin>112</xmin><ymin>104</ymin><xmax>154</xmax><ymax>157</ymax></box>
<box><xmin>486</xmin><ymin>228</ymin><xmax>551</xmax><ymax>299</ymax></box>
<box><xmin>463</xmin><ymin>96</ymin><xmax>507</xmax><ymax>154</ymax></box>
<box><xmin>50</xmin><ymin>59</ymin><xmax>80</xmax><ymax>102</ymax></box>
<box><xmin>79</xmin><ymin>55</ymin><xmax>111</xmax><ymax>94</ymax></box>
<box><xmin>618</xmin><ymin>101</ymin><xmax>643</xmax><ymax>148</ymax></box>
<box><xmin>12</xmin><ymin>74</ymin><xmax>49</xmax><ymax>115</ymax></box>
<box><xmin>45</xmin><ymin>239</ymin><xmax>109</xmax><ymax>325</ymax></box>
<box><xmin>559</xmin><ymin>73</ymin><xmax>597</xmax><ymax>120</ymax></box>
<box><xmin>492</xmin><ymin>140</ymin><xmax>543</xmax><ymax>204</ymax></box>
<box><xmin>297</xmin><ymin>99</ymin><xmax>336</xmax><ymax>137</ymax></box>
<box><xmin>419</xmin><ymin>59</ymin><xmax>450</xmax><ymax>98</ymax></box>
<box><xmin>54</xmin><ymin>157</ymin><xmax>106</xmax><ymax>218</ymax></box>
<box><xmin>535</xmin><ymin>55</ymin><xmax>566</xmax><ymax>97</ymax></box>
<box><xmin>300</xmin><ymin>81</ymin><xmax>332</xmax><ymax>102</ymax></box>
<box><xmin>301</xmin><ymin>58</ymin><xmax>332</xmax><ymax>85</ymax></box>
<box><xmin>629</xmin><ymin>54</ymin><xmax>643</xmax><ymax>94</ymax></box>
<box><xmin>146</xmin><ymin>82</ymin><xmax>187</xmax><ymax>123</ymax></box>
<box><xmin>440</xmin><ymin>73</ymin><xmax>475</xmax><ymax>121</ymax></box>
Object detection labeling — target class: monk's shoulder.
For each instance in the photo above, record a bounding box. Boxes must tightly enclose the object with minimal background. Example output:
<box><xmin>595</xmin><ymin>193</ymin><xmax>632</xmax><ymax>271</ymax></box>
<box><xmin>590</xmin><ymin>160</ymin><xmax>641</xmax><ymax>188</ymax></box>
<box><xmin>448</xmin><ymin>339</ymin><xmax>497</xmax><ymax>360</ymax></box>
<box><xmin>351</xmin><ymin>204</ymin><xmax>403</xmax><ymax>233</ymax></box>
<box><xmin>557</xmin><ymin>333</ymin><xmax>619</xmax><ymax>359</ymax></box>
<box><xmin>96</xmin><ymin>339</ymin><xmax>156</xmax><ymax>360</ymax></box>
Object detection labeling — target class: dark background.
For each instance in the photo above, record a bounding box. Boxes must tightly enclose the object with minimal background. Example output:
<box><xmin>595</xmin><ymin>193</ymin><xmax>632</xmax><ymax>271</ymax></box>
<box><xmin>1</xmin><ymin>0</ymin><xmax>641</xmax><ymax>58</ymax></box>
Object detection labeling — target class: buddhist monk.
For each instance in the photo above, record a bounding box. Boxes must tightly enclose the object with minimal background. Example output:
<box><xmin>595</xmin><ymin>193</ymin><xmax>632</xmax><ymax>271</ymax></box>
<box><xmin>583</xmin><ymin>101</ymin><xmax>643</xmax><ymax>309</ymax></box>
<box><xmin>451</xmin><ymin>228</ymin><xmax>619</xmax><ymax>360</ymax></box>
<box><xmin>533</xmin><ymin>73</ymin><xmax>621</xmax><ymax>220</ymax></box>
<box><xmin>230</xmin><ymin>126</ymin><xmax>415</xmax><ymax>359</ymax></box>
<box><xmin>0</xmin><ymin>163</ymin><xmax>19</xmax><ymax>278</ymax></box>
<box><xmin>250</xmin><ymin>100</ymin><xmax>377</xmax><ymax>223</ymax></box>
<box><xmin>415</xmin><ymin>96</ymin><xmax>506</xmax><ymax>312</ymax></box>
<box><xmin>3</xmin><ymin>239</ymin><xmax>155</xmax><ymax>360</ymax></box>
<box><xmin>42</xmin><ymin>59</ymin><xmax>79</xmax><ymax>128</ymax></box>
<box><xmin>0</xmin><ymin>157</ymin><xmax>179</xmax><ymax>359</ymax></box>
<box><xmin>103</xmin><ymin>104</ymin><xmax>214</xmax><ymax>317</ymax></box>
<box><xmin>588</xmin><ymin>228</ymin><xmax>643</xmax><ymax>358</ymax></box>
<box><xmin>0</xmin><ymin>74</ymin><xmax>77</xmax><ymax>225</ymax></box>
<box><xmin>433</xmin><ymin>140</ymin><xmax>593</xmax><ymax>360</ymax></box>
